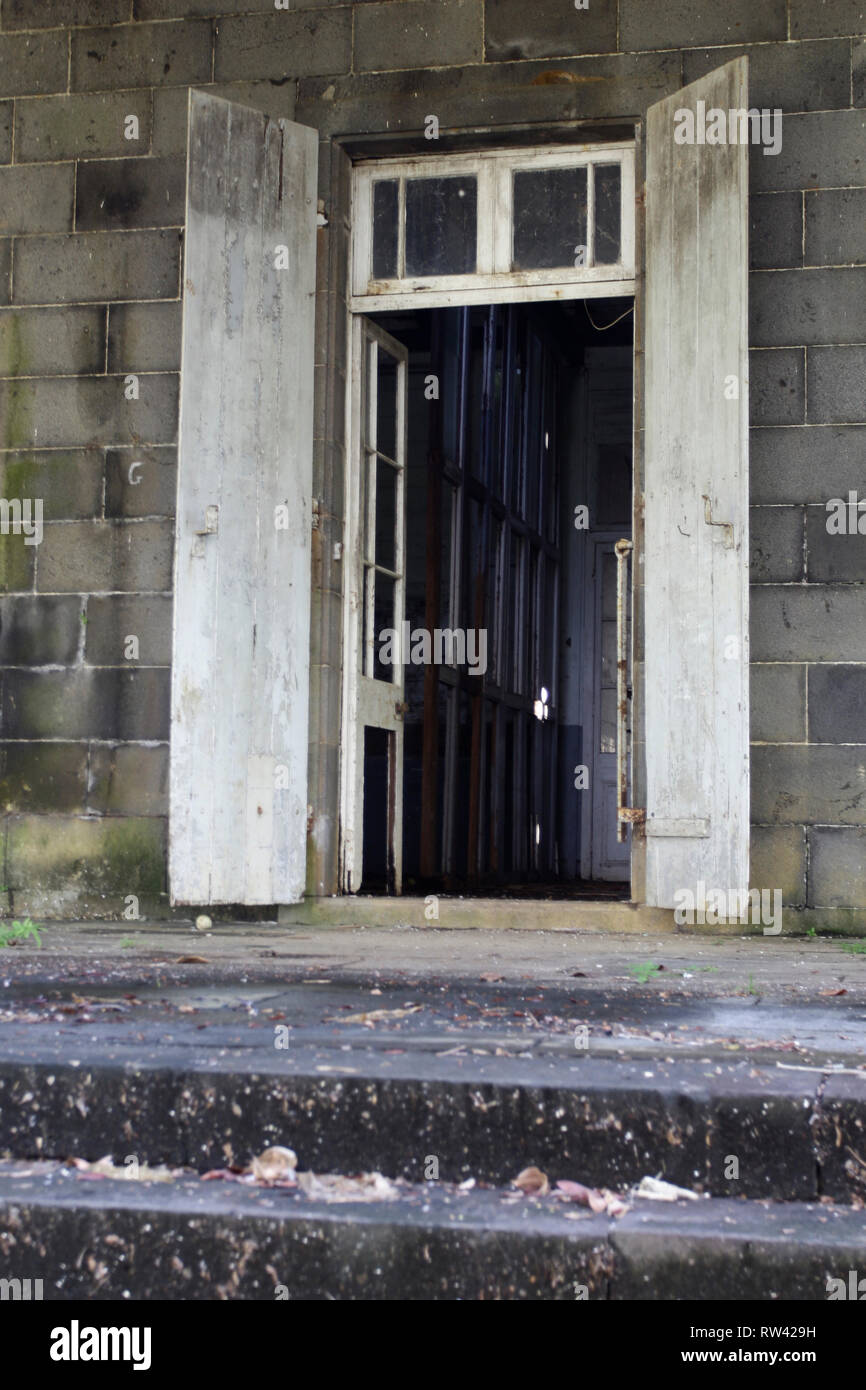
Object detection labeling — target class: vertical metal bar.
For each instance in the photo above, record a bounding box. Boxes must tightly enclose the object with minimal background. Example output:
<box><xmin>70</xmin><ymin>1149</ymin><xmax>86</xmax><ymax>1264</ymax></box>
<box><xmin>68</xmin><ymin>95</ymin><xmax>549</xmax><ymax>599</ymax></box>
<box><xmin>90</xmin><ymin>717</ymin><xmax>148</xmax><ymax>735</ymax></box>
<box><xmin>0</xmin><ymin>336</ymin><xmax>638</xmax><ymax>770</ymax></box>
<box><xmin>615</xmin><ymin>538</ymin><xmax>633</xmax><ymax>842</ymax></box>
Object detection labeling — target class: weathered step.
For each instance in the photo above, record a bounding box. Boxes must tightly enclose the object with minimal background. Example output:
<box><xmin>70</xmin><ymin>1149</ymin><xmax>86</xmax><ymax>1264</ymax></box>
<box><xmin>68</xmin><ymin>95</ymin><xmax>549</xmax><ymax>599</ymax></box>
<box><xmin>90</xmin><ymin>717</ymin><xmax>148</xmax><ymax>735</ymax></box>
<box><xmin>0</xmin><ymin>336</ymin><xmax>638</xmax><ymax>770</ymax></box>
<box><xmin>0</xmin><ymin>1160</ymin><xmax>863</xmax><ymax>1301</ymax></box>
<box><xmin>1</xmin><ymin>1044</ymin><xmax>864</xmax><ymax>1202</ymax></box>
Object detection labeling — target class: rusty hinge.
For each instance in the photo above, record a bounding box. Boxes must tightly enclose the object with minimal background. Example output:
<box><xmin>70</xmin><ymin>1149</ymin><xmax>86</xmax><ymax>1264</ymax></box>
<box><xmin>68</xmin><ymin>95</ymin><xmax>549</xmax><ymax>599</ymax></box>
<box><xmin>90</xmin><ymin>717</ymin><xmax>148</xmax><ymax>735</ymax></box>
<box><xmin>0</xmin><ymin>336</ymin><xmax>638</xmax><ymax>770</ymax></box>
<box><xmin>311</xmin><ymin>497</ymin><xmax>320</xmax><ymax>530</ymax></box>
<box><xmin>395</xmin><ymin>701</ymin><xmax>409</xmax><ymax>719</ymax></box>
<box><xmin>618</xmin><ymin>807</ymin><xmax>646</xmax><ymax>824</ymax></box>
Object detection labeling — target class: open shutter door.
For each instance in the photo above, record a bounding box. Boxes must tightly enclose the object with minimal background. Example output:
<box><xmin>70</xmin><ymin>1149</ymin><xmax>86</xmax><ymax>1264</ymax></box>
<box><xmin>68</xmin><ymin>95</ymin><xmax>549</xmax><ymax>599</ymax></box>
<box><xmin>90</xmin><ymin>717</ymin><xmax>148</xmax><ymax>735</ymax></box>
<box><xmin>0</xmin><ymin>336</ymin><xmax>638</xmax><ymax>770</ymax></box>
<box><xmin>169</xmin><ymin>92</ymin><xmax>318</xmax><ymax>904</ymax></box>
<box><xmin>643</xmin><ymin>58</ymin><xmax>750</xmax><ymax>907</ymax></box>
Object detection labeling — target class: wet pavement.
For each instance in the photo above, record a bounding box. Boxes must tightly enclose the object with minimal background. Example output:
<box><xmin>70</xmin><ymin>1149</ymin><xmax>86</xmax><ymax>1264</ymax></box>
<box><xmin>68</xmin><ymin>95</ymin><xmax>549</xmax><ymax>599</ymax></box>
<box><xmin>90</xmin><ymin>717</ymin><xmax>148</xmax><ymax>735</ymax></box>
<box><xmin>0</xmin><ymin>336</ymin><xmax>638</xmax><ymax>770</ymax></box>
<box><xmin>0</xmin><ymin>922</ymin><xmax>864</xmax><ymax>1070</ymax></box>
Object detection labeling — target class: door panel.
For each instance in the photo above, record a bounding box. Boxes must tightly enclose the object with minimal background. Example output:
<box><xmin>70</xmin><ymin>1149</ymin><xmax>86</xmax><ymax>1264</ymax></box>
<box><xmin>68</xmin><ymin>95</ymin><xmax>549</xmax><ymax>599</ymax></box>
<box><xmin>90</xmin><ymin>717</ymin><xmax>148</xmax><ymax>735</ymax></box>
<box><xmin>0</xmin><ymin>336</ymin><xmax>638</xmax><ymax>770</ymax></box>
<box><xmin>169</xmin><ymin>93</ymin><xmax>318</xmax><ymax>905</ymax></box>
<box><xmin>342</xmin><ymin>318</ymin><xmax>409</xmax><ymax>892</ymax></box>
<box><xmin>643</xmin><ymin>58</ymin><xmax>750</xmax><ymax>906</ymax></box>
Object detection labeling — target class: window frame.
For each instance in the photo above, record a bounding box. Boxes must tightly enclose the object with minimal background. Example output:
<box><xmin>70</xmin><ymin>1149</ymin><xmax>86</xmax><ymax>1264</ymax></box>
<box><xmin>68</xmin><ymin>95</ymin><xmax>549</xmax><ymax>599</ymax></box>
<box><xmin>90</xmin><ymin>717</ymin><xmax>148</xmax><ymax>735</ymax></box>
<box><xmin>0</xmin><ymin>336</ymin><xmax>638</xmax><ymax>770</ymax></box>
<box><xmin>351</xmin><ymin>142</ymin><xmax>636</xmax><ymax>311</ymax></box>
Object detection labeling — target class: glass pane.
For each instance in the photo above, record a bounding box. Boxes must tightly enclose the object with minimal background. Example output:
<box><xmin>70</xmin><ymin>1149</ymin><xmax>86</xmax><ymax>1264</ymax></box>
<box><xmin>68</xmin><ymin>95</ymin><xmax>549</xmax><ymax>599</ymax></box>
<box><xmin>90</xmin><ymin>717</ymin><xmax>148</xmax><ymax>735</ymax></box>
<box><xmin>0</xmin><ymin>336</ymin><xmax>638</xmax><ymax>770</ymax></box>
<box><xmin>513</xmin><ymin>166</ymin><xmax>588</xmax><ymax>270</ymax></box>
<box><xmin>594</xmin><ymin>164</ymin><xmax>622</xmax><ymax>265</ymax></box>
<box><xmin>405</xmin><ymin>176</ymin><xmax>477</xmax><ymax>276</ymax></box>
<box><xmin>600</xmin><ymin>687</ymin><xmax>617</xmax><ymax>755</ymax></box>
<box><xmin>376</xmin><ymin>347</ymin><xmax>397</xmax><ymax>459</ymax></box>
<box><xmin>375</xmin><ymin>456</ymin><xmax>397</xmax><ymax>572</ymax></box>
<box><xmin>372</xmin><ymin>180</ymin><xmax>399</xmax><ymax>279</ymax></box>
<box><xmin>374</xmin><ymin>572</ymin><xmax>397</xmax><ymax>681</ymax></box>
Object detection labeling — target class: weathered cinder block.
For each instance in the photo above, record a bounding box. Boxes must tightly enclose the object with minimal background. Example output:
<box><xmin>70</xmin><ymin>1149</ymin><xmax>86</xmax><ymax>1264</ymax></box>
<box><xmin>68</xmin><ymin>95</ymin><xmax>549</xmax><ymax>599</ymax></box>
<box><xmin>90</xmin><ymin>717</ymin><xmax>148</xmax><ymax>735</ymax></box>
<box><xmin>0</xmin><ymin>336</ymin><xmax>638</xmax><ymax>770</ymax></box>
<box><xmin>808</xmin><ymin>827</ymin><xmax>866</xmax><ymax>909</ymax></box>
<box><xmin>809</xmin><ymin>666</ymin><xmax>866</xmax><ymax>743</ymax></box>
<box><xmin>750</xmin><ymin>662</ymin><xmax>807</xmax><ymax>743</ymax></box>
<box><xmin>751</xmin><ymin>111</ymin><xmax>866</xmax><ymax>193</ymax></box>
<box><xmin>751</xmin><ymin>744</ymin><xmax>866</xmax><ymax>824</ymax></box>
<box><xmin>0</xmin><ymin>306</ymin><xmax>105</xmax><ymax>377</ymax></box>
<box><xmin>37</xmin><ymin>519</ymin><xmax>174</xmax><ymax>594</ymax></box>
<box><xmin>1</xmin><ymin>668</ymin><xmax>170</xmax><ymax>740</ymax></box>
<box><xmin>807</xmin><ymin>345</ymin><xmax>866</xmax><ymax>423</ymax></box>
<box><xmin>85</xmin><ymin>594</ymin><xmax>173</xmax><ymax>666</ymax></box>
<box><xmin>0</xmin><ymin>744</ymin><xmax>87</xmax><ymax>815</ymax></box>
<box><xmin>805</xmin><ymin>189</ymin><xmax>866</xmax><ymax>267</ymax></box>
<box><xmin>0</xmin><ymin>594</ymin><xmax>83</xmax><ymax>665</ymax></box>
<box><xmin>298</xmin><ymin>52</ymin><xmax>682</xmax><ymax>136</ymax></box>
<box><xmin>620</xmin><ymin>0</ymin><xmax>786</xmax><ymax>51</ymax></box>
<box><xmin>749</xmin><ymin>192</ymin><xmax>802</xmax><ymax>271</ymax></box>
<box><xmin>3</xmin><ymin>0</ymin><xmax>129</xmax><ymax>26</ymax></box>
<box><xmin>107</xmin><ymin>301</ymin><xmax>181</xmax><ymax>373</ymax></box>
<box><xmin>0</xmin><ymin>102</ymin><xmax>11</xmax><ymax>164</ymax></box>
<box><xmin>13</xmin><ymin>230</ymin><xmax>180</xmax><ymax>305</ymax></box>
<box><xmin>88</xmin><ymin>744</ymin><xmax>169</xmax><ymax>817</ymax></box>
<box><xmin>0</xmin><ymin>165</ymin><xmax>74</xmax><ymax>236</ymax></box>
<box><xmin>0</xmin><ymin>451</ymin><xmax>104</xmax><ymax>520</ymax></box>
<box><xmin>751</xmin><ymin>269</ymin><xmax>866</xmax><ymax>347</ymax></box>
<box><xmin>0</xmin><ymin>533</ymin><xmax>34</xmax><ymax>592</ymax></box>
<box><xmin>71</xmin><ymin>21</ymin><xmax>213</xmax><ymax>92</ymax></box>
<box><xmin>0</xmin><ymin>375</ymin><xmax>178</xmax><ymax>449</ymax></box>
<box><xmin>751</xmin><ymin>586</ymin><xmax>866</xmax><ymax>662</ymax></box>
<box><xmin>0</xmin><ymin>32</ymin><xmax>69</xmax><ymax>99</ymax></box>
<box><xmin>136</xmin><ymin>0</ymin><xmax>281</xmax><ymax>16</ymax></box>
<box><xmin>790</xmin><ymin>0</ymin><xmax>866</xmax><ymax>38</ymax></box>
<box><xmin>749</xmin><ymin>506</ymin><xmax>803</xmax><ymax>583</ymax></box>
<box><xmin>0</xmin><ymin>240</ymin><xmax>10</xmax><ymax>305</ymax></box>
<box><xmin>104</xmin><ymin>447</ymin><xmax>176</xmax><ymax>518</ymax></box>
<box><xmin>749</xmin><ymin>349</ymin><xmax>804</xmax><ymax>426</ymax></box>
<box><xmin>751</xmin><ymin>426</ymin><xmax>866</xmax><ymax>504</ymax></box>
<box><xmin>806</xmin><ymin>504</ymin><xmax>866</xmax><ymax>582</ymax></box>
<box><xmin>485</xmin><ymin>0</ymin><xmax>615</xmax><ymax>61</ymax></box>
<box><xmin>6</xmin><ymin>813</ymin><xmax>166</xmax><ymax>895</ymax></box>
<box><xmin>76</xmin><ymin>156</ymin><xmax>186</xmax><ymax>231</ymax></box>
<box><xmin>355</xmin><ymin>0</ymin><xmax>482</xmax><ymax>72</ymax></box>
<box><xmin>684</xmin><ymin>39</ymin><xmax>850</xmax><ymax>114</ymax></box>
<box><xmin>749</xmin><ymin>824</ymin><xmax>806</xmax><ymax>906</ymax></box>
<box><xmin>855</xmin><ymin>38</ymin><xmax>866</xmax><ymax>106</ymax></box>
<box><xmin>215</xmin><ymin>10</ymin><xmax>352</xmax><ymax>82</ymax></box>
<box><xmin>15</xmin><ymin>92</ymin><xmax>152</xmax><ymax>164</ymax></box>
<box><xmin>150</xmin><ymin>87</ymin><xmax>189</xmax><ymax>157</ymax></box>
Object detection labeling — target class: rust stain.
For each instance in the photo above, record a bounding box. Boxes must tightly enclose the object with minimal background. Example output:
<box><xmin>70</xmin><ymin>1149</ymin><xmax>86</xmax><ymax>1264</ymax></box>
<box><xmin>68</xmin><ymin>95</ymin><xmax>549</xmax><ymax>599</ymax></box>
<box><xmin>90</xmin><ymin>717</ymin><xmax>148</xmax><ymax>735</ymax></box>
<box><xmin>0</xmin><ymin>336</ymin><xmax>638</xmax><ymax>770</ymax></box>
<box><xmin>531</xmin><ymin>70</ymin><xmax>606</xmax><ymax>86</ymax></box>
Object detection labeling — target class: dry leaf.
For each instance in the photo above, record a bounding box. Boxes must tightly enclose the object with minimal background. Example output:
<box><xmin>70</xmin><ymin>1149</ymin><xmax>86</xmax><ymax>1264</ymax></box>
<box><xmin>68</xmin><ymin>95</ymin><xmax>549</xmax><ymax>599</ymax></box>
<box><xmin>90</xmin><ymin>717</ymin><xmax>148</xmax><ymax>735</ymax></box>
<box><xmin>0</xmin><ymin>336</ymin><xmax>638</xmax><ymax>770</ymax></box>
<box><xmin>251</xmin><ymin>1146</ymin><xmax>298</xmax><ymax>1184</ymax></box>
<box><xmin>635</xmin><ymin>1175</ymin><xmax>700</xmax><ymax>1202</ymax></box>
<box><xmin>297</xmin><ymin>1170</ymin><xmax>400</xmax><ymax>1203</ymax></box>
<box><xmin>480</xmin><ymin>972</ymin><xmax>505</xmax><ymax>982</ymax></box>
<box><xmin>175</xmin><ymin>955</ymin><xmax>208</xmax><ymax>964</ymax></box>
<box><xmin>514</xmin><ymin>1166</ymin><xmax>550</xmax><ymax>1196</ymax></box>
<box><xmin>332</xmin><ymin>1006</ymin><xmax>422</xmax><ymax>1024</ymax></box>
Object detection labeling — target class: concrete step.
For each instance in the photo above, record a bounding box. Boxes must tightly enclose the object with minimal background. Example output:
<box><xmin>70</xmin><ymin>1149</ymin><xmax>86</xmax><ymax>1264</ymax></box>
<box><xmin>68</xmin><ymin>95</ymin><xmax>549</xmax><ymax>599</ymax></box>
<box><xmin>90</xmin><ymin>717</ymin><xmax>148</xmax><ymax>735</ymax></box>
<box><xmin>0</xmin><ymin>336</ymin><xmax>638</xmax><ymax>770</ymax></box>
<box><xmin>1</xmin><ymin>1042</ymin><xmax>864</xmax><ymax>1202</ymax></box>
<box><xmin>0</xmin><ymin>1159</ymin><xmax>863</xmax><ymax>1301</ymax></box>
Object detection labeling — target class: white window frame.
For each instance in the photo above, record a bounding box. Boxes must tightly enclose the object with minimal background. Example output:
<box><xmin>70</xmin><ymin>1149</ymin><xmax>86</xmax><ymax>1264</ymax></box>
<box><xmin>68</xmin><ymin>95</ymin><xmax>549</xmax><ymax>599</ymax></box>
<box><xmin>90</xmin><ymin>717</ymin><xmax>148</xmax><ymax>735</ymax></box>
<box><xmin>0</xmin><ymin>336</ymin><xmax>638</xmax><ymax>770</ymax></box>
<box><xmin>351</xmin><ymin>142</ymin><xmax>636</xmax><ymax>312</ymax></box>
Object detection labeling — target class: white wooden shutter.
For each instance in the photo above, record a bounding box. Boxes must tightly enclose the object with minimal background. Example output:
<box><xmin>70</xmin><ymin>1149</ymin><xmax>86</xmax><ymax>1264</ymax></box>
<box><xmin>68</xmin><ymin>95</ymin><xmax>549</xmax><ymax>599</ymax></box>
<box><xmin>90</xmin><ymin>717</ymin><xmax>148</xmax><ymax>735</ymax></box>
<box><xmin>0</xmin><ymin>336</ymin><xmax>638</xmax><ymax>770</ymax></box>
<box><xmin>643</xmin><ymin>58</ymin><xmax>750</xmax><ymax>907</ymax></box>
<box><xmin>169</xmin><ymin>92</ymin><xmax>318</xmax><ymax>904</ymax></box>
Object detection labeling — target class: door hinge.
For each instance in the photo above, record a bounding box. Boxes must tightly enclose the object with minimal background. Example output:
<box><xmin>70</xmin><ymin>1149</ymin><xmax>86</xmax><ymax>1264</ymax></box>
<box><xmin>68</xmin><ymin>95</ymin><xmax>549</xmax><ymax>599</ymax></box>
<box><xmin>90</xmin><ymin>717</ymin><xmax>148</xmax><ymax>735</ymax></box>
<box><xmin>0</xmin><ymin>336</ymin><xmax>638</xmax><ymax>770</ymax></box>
<box><xmin>618</xmin><ymin>807</ymin><xmax>646</xmax><ymax>824</ymax></box>
<box><xmin>395</xmin><ymin>701</ymin><xmax>409</xmax><ymax>719</ymax></box>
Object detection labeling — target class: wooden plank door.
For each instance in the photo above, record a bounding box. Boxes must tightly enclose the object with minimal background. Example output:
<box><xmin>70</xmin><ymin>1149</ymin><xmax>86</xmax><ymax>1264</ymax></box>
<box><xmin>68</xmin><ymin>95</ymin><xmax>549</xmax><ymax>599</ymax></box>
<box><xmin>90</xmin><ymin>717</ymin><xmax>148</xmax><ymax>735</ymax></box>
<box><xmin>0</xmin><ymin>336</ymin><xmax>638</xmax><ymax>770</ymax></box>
<box><xmin>643</xmin><ymin>58</ymin><xmax>750</xmax><ymax>906</ymax></box>
<box><xmin>169</xmin><ymin>92</ymin><xmax>318</xmax><ymax>904</ymax></box>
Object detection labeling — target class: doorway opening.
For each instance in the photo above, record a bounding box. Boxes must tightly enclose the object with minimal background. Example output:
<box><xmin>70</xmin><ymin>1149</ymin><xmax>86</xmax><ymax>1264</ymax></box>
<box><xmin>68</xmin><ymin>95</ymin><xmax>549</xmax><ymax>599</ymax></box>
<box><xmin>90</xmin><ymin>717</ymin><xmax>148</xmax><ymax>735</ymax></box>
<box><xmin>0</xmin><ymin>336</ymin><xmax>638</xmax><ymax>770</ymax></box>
<box><xmin>351</xmin><ymin>296</ymin><xmax>634</xmax><ymax>898</ymax></box>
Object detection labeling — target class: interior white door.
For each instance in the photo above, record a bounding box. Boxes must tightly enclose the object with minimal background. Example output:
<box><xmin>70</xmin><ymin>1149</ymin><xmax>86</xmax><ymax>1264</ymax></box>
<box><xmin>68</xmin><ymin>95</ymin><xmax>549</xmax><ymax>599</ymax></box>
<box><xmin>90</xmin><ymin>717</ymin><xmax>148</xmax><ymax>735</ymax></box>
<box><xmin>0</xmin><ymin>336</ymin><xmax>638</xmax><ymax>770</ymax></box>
<box><xmin>643</xmin><ymin>58</ymin><xmax>750</xmax><ymax>906</ymax></box>
<box><xmin>341</xmin><ymin>318</ymin><xmax>409</xmax><ymax>893</ymax></box>
<box><xmin>169</xmin><ymin>92</ymin><xmax>318</xmax><ymax>904</ymax></box>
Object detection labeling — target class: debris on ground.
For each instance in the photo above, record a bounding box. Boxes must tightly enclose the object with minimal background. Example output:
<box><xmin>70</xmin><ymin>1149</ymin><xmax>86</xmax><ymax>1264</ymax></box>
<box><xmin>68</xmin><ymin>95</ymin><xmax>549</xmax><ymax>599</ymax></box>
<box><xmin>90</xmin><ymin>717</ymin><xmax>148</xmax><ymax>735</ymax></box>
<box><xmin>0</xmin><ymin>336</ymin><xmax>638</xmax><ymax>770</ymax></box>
<box><xmin>635</xmin><ymin>1175</ymin><xmax>702</xmax><ymax>1202</ymax></box>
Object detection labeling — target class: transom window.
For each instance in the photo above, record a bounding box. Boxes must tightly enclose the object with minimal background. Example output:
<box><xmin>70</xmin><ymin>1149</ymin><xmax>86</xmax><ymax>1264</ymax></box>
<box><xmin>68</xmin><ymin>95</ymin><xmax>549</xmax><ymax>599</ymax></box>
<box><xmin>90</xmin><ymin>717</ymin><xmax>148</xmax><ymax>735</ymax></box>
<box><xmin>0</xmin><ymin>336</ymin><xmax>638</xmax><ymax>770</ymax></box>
<box><xmin>351</xmin><ymin>143</ymin><xmax>635</xmax><ymax>310</ymax></box>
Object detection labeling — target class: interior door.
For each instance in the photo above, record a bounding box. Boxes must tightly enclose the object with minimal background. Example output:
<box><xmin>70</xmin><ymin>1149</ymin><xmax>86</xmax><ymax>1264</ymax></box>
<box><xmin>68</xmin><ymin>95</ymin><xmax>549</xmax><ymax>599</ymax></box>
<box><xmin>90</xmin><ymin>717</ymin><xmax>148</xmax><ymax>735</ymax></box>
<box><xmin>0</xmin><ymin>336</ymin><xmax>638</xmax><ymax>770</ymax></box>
<box><xmin>342</xmin><ymin>318</ymin><xmax>409</xmax><ymax>892</ymax></box>
<box><xmin>584</xmin><ymin>535</ymin><xmax>631</xmax><ymax>880</ymax></box>
<box><xmin>169</xmin><ymin>92</ymin><xmax>317</xmax><ymax>905</ymax></box>
<box><xmin>643</xmin><ymin>57</ymin><xmax>750</xmax><ymax>906</ymax></box>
